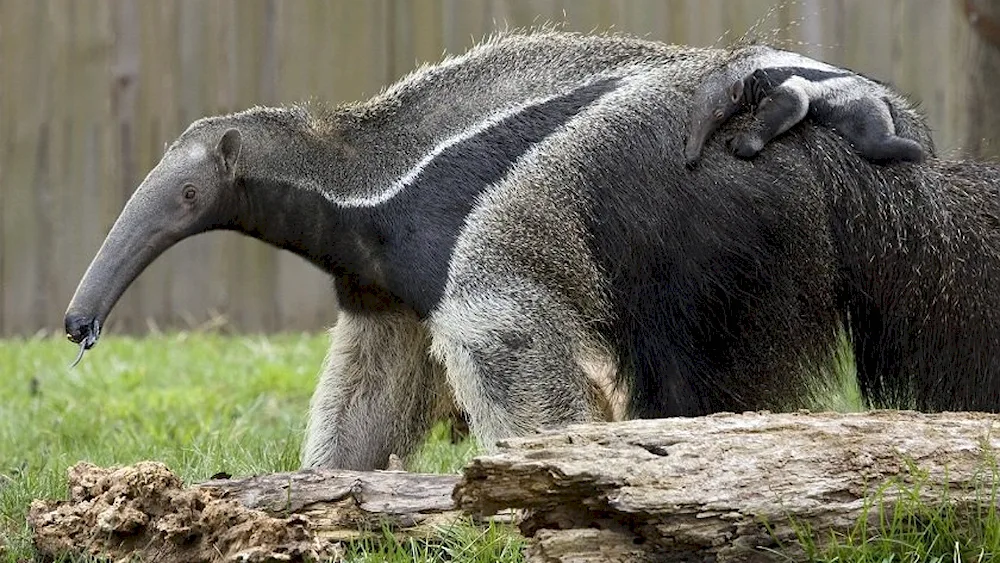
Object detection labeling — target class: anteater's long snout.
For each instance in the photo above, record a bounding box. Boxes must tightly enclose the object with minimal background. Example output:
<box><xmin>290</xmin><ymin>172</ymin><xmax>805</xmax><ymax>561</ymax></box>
<box><xmin>63</xmin><ymin>180</ymin><xmax>184</xmax><ymax>354</ymax></box>
<box><xmin>683</xmin><ymin>138</ymin><xmax>703</xmax><ymax>168</ymax></box>
<box><xmin>683</xmin><ymin>124</ymin><xmax>713</xmax><ymax>168</ymax></box>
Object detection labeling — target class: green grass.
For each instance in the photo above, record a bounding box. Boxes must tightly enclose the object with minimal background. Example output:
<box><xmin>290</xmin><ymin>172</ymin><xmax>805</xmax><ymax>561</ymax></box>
<box><xmin>0</xmin><ymin>333</ymin><xmax>518</xmax><ymax>562</ymax></box>
<box><xmin>0</xmin><ymin>332</ymin><xmax>997</xmax><ymax>562</ymax></box>
<box><xmin>772</xmin><ymin>459</ymin><xmax>1000</xmax><ymax>563</ymax></box>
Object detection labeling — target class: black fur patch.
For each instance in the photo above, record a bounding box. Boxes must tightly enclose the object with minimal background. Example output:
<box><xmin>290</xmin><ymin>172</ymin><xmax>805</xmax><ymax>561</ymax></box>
<box><xmin>581</xmin><ymin>101</ymin><xmax>838</xmax><ymax>418</ymax></box>
<box><xmin>751</xmin><ymin>66</ymin><xmax>851</xmax><ymax>86</ymax></box>
<box><xmin>745</xmin><ymin>67</ymin><xmax>851</xmax><ymax>103</ymax></box>
<box><xmin>371</xmin><ymin>78</ymin><xmax>620</xmax><ymax>316</ymax></box>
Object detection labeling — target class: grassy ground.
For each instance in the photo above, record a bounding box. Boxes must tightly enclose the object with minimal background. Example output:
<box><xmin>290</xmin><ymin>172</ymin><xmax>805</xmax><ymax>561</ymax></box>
<box><xmin>0</xmin><ymin>333</ymin><xmax>517</xmax><ymax>562</ymax></box>
<box><xmin>0</xmin><ymin>332</ymin><xmax>996</xmax><ymax>562</ymax></box>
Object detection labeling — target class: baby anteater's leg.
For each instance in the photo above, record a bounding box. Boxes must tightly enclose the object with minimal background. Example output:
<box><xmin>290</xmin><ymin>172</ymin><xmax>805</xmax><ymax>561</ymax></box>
<box><xmin>828</xmin><ymin>98</ymin><xmax>926</xmax><ymax>163</ymax></box>
<box><xmin>854</xmin><ymin>134</ymin><xmax>925</xmax><ymax>163</ymax></box>
<box><xmin>729</xmin><ymin>85</ymin><xmax>810</xmax><ymax>159</ymax></box>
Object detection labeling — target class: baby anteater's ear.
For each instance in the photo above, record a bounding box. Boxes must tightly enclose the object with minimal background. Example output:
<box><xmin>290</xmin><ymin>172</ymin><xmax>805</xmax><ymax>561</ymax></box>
<box><xmin>216</xmin><ymin>128</ymin><xmax>242</xmax><ymax>177</ymax></box>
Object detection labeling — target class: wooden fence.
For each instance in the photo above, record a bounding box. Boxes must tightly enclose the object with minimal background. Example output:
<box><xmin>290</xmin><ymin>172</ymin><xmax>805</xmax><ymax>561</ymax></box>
<box><xmin>0</xmin><ymin>0</ymin><xmax>972</xmax><ymax>336</ymax></box>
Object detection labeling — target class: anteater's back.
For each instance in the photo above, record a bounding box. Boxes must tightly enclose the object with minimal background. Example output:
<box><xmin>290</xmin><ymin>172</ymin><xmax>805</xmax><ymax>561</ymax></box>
<box><xmin>401</xmin><ymin>34</ymin><xmax>858</xmax><ymax>417</ymax></box>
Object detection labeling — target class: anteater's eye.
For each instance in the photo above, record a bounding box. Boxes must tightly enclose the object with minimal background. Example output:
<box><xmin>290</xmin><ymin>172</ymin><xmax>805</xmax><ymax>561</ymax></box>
<box><xmin>713</xmin><ymin>108</ymin><xmax>724</xmax><ymax>119</ymax></box>
<box><xmin>182</xmin><ymin>185</ymin><xmax>197</xmax><ymax>201</ymax></box>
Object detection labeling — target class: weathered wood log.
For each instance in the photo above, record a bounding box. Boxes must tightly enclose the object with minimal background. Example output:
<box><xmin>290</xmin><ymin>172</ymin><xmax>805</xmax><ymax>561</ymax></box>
<box><xmin>454</xmin><ymin>411</ymin><xmax>1000</xmax><ymax>563</ymax></box>
<box><xmin>198</xmin><ymin>466</ymin><xmax>465</xmax><ymax>541</ymax></box>
<box><xmin>28</xmin><ymin>411</ymin><xmax>1000</xmax><ymax>562</ymax></box>
<box><xmin>28</xmin><ymin>461</ymin><xmax>468</xmax><ymax>562</ymax></box>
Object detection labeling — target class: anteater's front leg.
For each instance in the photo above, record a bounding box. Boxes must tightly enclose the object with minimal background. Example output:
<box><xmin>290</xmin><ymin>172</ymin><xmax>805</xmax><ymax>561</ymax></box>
<box><xmin>301</xmin><ymin>309</ymin><xmax>451</xmax><ymax>470</ymax></box>
<box><xmin>428</xmin><ymin>284</ymin><xmax>614</xmax><ymax>451</ymax></box>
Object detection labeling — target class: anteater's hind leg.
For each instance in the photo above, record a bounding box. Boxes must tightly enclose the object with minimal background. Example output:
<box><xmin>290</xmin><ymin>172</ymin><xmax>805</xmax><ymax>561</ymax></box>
<box><xmin>428</xmin><ymin>283</ymin><xmax>615</xmax><ymax>451</ymax></box>
<box><xmin>301</xmin><ymin>308</ymin><xmax>452</xmax><ymax>470</ymax></box>
<box><xmin>729</xmin><ymin>85</ymin><xmax>810</xmax><ymax>159</ymax></box>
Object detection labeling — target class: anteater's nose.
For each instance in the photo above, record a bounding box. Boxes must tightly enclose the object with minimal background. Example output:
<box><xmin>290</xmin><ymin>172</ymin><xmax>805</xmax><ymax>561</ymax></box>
<box><xmin>65</xmin><ymin>312</ymin><xmax>97</xmax><ymax>347</ymax></box>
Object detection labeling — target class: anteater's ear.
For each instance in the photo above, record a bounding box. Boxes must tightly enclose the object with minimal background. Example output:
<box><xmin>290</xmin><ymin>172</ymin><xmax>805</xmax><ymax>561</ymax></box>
<box><xmin>216</xmin><ymin>129</ymin><xmax>242</xmax><ymax>177</ymax></box>
<box><xmin>729</xmin><ymin>80</ymin><xmax>744</xmax><ymax>104</ymax></box>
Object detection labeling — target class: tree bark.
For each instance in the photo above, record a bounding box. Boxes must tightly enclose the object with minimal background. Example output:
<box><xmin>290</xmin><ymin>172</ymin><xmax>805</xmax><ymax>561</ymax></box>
<box><xmin>963</xmin><ymin>0</ymin><xmax>1000</xmax><ymax>158</ymax></box>
<box><xmin>455</xmin><ymin>411</ymin><xmax>1000</xmax><ymax>563</ymax></box>
<box><xmin>28</xmin><ymin>411</ymin><xmax>1000</xmax><ymax>563</ymax></box>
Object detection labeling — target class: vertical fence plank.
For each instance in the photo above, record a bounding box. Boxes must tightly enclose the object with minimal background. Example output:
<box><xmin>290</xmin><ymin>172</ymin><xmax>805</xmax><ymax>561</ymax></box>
<box><xmin>949</xmin><ymin>0</ymin><xmax>972</xmax><ymax>155</ymax></box>
<box><xmin>31</xmin><ymin>118</ymin><xmax>53</xmax><ymax>334</ymax></box>
<box><xmin>792</xmin><ymin>0</ymin><xmax>844</xmax><ymax>61</ymax></box>
<box><xmin>441</xmin><ymin>0</ymin><xmax>491</xmax><ymax>53</ymax></box>
<box><xmin>1</xmin><ymin>0</ymin><xmax>15</xmax><ymax>331</ymax></box>
<box><xmin>390</xmin><ymin>0</ymin><xmax>444</xmax><ymax>82</ymax></box>
<box><xmin>0</xmin><ymin>14</ymin><xmax>5</xmax><ymax>335</ymax></box>
<box><xmin>0</xmin><ymin>0</ymin><xmax>7</xmax><ymax>335</ymax></box>
<box><xmin>29</xmin><ymin>2</ymin><xmax>56</xmax><ymax>333</ymax></box>
<box><xmin>616</xmin><ymin>0</ymin><xmax>672</xmax><ymax>42</ymax></box>
<box><xmin>3</xmin><ymin>1</ymin><xmax>46</xmax><ymax>334</ymax></box>
<box><xmin>490</xmin><ymin>0</ymin><xmax>563</xmax><ymax>30</ymax></box>
<box><xmin>558</xmin><ymin>0</ymin><xmax>618</xmax><ymax>34</ymax></box>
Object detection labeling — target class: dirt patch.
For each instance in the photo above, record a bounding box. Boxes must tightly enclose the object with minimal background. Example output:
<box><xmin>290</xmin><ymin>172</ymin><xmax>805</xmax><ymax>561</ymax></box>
<box><xmin>28</xmin><ymin>461</ymin><xmax>339</xmax><ymax>562</ymax></box>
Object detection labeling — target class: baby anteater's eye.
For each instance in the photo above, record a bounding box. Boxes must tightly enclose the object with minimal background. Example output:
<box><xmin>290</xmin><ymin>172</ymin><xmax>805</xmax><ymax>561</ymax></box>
<box><xmin>713</xmin><ymin>108</ymin><xmax>724</xmax><ymax>119</ymax></box>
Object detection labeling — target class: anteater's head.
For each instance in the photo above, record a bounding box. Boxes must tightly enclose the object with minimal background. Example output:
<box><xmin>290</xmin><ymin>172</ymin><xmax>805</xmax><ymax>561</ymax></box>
<box><xmin>64</xmin><ymin>126</ymin><xmax>243</xmax><ymax>351</ymax></box>
<box><xmin>683</xmin><ymin>74</ymin><xmax>746</xmax><ymax>168</ymax></box>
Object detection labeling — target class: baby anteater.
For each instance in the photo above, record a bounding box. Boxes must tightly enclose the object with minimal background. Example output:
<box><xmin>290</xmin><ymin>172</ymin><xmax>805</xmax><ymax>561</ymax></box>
<box><xmin>683</xmin><ymin>45</ymin><xmax>925</xmax><ymax>167</ymax></box>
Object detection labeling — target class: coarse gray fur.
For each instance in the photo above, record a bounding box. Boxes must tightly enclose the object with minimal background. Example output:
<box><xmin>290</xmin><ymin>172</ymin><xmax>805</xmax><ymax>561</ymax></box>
<box><xmin>65</xmin><ymin>31</ymin><xmax>1000</xmax><ymax>474</ymax></box>
<box><xmin>683</xmin><ymin>45</ymin><xmax>926</xmax><ymax>167</ymax></box>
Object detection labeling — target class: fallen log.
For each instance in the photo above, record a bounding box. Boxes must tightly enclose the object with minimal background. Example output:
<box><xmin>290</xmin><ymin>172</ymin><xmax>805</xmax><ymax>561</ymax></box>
<box><xmin>27</xmin><ymin>411</ymin><xmax>1000</xmax><ymax>562</ymax></box>
<box><xmin>455</xmin><ymin>410</ymin><xmax>1000</xmax><ymax>563</ymax></box>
